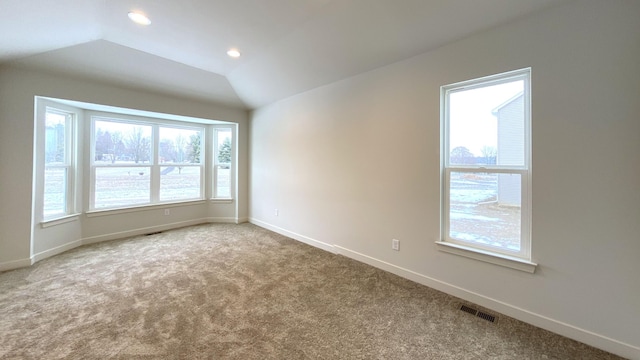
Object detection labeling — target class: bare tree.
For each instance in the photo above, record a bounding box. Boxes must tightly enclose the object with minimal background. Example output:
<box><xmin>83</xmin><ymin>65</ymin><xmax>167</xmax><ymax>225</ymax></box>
<box><xmin>125</xmin><ymin>126</ymin><xmax>151</xmax><ymax>164</ymax></box>
<box><xmin>450</xmin><ymin>146</ymin><xmax>475</xmax><ymax>165</ymax></box>
<box><xmin>95</xmin><ymin>129</ymin><xmax>125</xmax><ymax>163</ymax></box>
<box><xmin>480</xmin><ymin>145</ymin><xmax>497</xmax><ymax>165</ymax></box>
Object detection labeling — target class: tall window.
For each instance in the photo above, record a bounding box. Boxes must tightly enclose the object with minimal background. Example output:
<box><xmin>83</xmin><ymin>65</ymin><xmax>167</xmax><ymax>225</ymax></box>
<box><xmin>441</xmin><ymin>68</ymin><xmax>531</xmax><ymax>263</ymax></box>
<box><xmin>213</xmin><ymin>127</ymin><xmax>233</xmax><ymax>198</ymax></box>
<box><xmin>91</xmin><ymin>115</ymin><xmax>204</xmax><ymax>210</ymax></box>
<box><xmin>159</xmin><ymin>126</ymin><xmax>203</xmax><ymax>201</ymax></box>
<box><xmin>43</xmin><ymin>108</ymin><xmax>75</xmax><ymax>219</ymax></box>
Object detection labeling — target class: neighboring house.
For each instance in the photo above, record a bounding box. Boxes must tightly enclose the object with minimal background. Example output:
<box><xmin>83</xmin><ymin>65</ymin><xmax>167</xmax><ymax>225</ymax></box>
<box><xmin>493</xmin><ymin>92</ymin><xmax>524</xmax><ymax>206</ymax></box>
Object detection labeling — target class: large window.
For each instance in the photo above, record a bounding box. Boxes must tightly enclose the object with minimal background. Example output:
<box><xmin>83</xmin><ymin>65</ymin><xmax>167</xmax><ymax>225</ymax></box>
<box><xmin>91</xmin><ymin>115</ymin><xmax>204</xmax><ymax>210</ymax></box>
<box><xmin>35</xmin><ymin>97</ymin><xmax>237</xmax><ymax>226</ymax></box>
<box><xmin>159</xmin><ymin>126</ymin><xmax>203</xmax><ymax>202</ymax></box>
<box><xmin>439</xmin><ymin>68</ymin><xmax>532</xmax><ymax>269</ymax></box>
<box><xmin>43</xmin><ymin>107</ymin><xmax>75</xmax><ymax>220</ymax></box>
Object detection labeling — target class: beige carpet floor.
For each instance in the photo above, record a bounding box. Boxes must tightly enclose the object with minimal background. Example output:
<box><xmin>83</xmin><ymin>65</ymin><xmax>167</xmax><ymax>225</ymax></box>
<box><xmin>0</xmin><ymin>223</ymin><xmax>622</xmax><ymax>359</ymax></box>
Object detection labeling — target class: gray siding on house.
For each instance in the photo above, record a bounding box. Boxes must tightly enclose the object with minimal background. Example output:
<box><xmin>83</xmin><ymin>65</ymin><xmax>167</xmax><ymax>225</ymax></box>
<box><xmin>496</xmin><ymin>93</ymin><xmax>524</xmax><ymax>206</ymax></box>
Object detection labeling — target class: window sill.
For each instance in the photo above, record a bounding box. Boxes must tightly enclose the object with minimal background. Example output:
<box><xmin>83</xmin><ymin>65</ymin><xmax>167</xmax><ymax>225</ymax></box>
<box><xmin>209</xmin><ymin>198</ymin><xmax>234</xmax><ymax>204</ymax></box>
<box><xmin>435</xmin><ymin>241</ymin><xmax>537</xmax><ymax>273</ymax></box>
<box><xmin>41</xmin><ymin>214</ymin><xmax>80</xmax><ymax>228</ymax></box>
<box><xmin>86</xmin><ymin>200</ymin><xmax>206</xmax><ymax>217</ymax></box>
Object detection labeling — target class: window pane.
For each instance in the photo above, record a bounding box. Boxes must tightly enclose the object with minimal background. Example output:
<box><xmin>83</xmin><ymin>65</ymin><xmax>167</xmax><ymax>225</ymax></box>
<box><xmin>449</xmin><ymin>80</ymin><xmax>524</xmax><ymax>166</ymax></box>
<box><xmin>216</xmin><ymin>166</ymin><xmax>231</xmax><ymax>198</ymax></box>
<box><xmin>94</xmin><ymin>120</ymin><xmax>152</xmax><ymax>164</ymax></box>
<box><xmin>95</xmin><ymin>167</ymin><xmax>150</xmax><ymax>208</ymax></box>
<box><xmin>449</xmin><ymin>172</ymin><xmax>521</xmax><ymax>252</ymax></box>
<box><xmin>160</xmin><ymin>166</ymin><xmax>201</xmax><ymax>201</ymax></box>
<box><xmin>44</xmin><ymin>167</ymin><xmax>66</xmax><ymax>217</ymax></box>
<box><xmin>45</xmin><ymin>112</ymin><xmax>67</xmax><ymax>165</ymax></box>
<box><xmin>159</xmin><ymin>127</ymin><xmax>202</xmax><ymax>164</ymax></box>
<box><xmin>44</xmin><ymin>109</ymin><xmax>70</xmax><ymax>219</ymax></box>
<box><xmin>215</xmin><ymin>129</ymin><xmax>232</xmax><ymax>198</ymax></box>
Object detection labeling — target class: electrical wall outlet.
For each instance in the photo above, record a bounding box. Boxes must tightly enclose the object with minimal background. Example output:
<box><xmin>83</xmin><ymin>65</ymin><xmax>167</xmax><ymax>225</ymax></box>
<box><xmin>164</xmin><ymin>209</ymin><xmax>170</xmax><ymax>216</ymax></box>
<box><xmin>392</xmin><ymin>239</ymin><xmax>400</xmax><ymax>251</ymax></box>
<box><xmin>275</xmin><ymin>208</ymin><xmax>279</xmax><ymax>216</ymax></box>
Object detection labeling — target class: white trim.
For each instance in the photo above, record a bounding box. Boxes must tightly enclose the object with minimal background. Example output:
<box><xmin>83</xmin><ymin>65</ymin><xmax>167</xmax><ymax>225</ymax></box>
<box><xmin>40</xmin><ymin>214</ymin><xmax>80</xmax><ymax>228</ymax></box>
<box><xmin>17</xmin><ymin>217</ymin><xmax>245</xmax><ymax>270</ymax></box>
<box><xmin>31</xmin><ymin>238</ymin><xmax>83</xmax><ymax>263</ymax></box>
<box><xmin>206</xmin><ymin>217</ymin><xmax>238</xmax><ymax>223</ymax></box>
<box><xmin>87</xmin><ymin>112</ymin><xmax>207</xmax><ymax>210</ymax></box>
<box><xmin>34</xmin><ymin>99</ymin><xmax>80</xmax><ymax>224</ymax></box>
<box><xmin>5</xmin><ymin>217</ymin><xmax>638</xmax><ymax>358</ymax></box>
<box><xmin>42</xmin><ymin>97</ymin><xmax>233</xmax><ymax>125</ymax></box>
<box><xmin>212</xmin><ymin>126</ymin><xmax>235</xmax><ymax>200</ymax></box>
<box><xmin>435</xmin><ymin>241</ymin><xmax>536</xmax><ymax>273</ymax></box>
<box><xmin>81</xmin><ymin>218</ymin><xmax>209</xmax><ymax>245</ymax></box>
<box><xmin>248</xmin><ymin>220</ymin><xmax>636</xmax><ymax>359</ymax></box>
<box><xmin>236</xmin><ymin>217</ymin><xmax>249</xmax><ymax>224</ymax></box>
<box><xmin>441</xmin><ymin>68</ymin><xmax>532</xmax><ymax>262</ymax></box>
<box><xmin>209</xmin><ymin>198</ymin><xmax>234</xmax><ymax>204</ymax></box>
<box><xmin>444</xmin><ymin>68</ymin><xmax>531</xmax><ymax>93</ymax></box>
<box><xmin>86</xmin><ymin>200</ymin><xmax>206</xmax><ymax>217</ymax></box>
<box><xmin>249</xmin><ymin>218</ymin><xmax>337</xmax><ymax>254</ymax></box>
<box><xmin>0</xmin><ymin>258</ymin><xmax>32</xmax><ymax>272</ymax></box>
<box><xmin>333</xmin><ymin>245</ymin><xmax>637</xmax><ymax>359</ymax></box>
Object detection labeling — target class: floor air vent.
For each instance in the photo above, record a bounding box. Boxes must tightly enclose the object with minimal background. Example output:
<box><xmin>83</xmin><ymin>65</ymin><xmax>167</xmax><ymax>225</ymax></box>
<box><xmin>460</xmin><ymin>305</ymin><xmax>478</xmax><ymax>316</ymax></box>
<box><xmin>476</xmin><ymin>311</ymin><xmax>496</xmax><ymax>323</ymax></box>
<box><xmin>459</xmin><ymin>304</ymin><xmax>496</xmax><ymax>323</ymax></box>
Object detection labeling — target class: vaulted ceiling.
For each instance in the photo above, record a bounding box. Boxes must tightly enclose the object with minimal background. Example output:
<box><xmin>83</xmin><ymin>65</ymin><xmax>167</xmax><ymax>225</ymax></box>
<box><xmin>0</xmin><ymin>0</ymin><xmax>567</xmax><ymax>109</ymax></box>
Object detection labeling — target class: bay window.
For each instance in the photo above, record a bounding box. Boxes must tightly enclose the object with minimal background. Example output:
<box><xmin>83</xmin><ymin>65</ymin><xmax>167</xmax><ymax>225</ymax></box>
<box><xmin>35</xmin><ymin>96</ymin><xmax>237</xmax><ymax>226</ymax></box>
<box><xmin>90</xmin><ymin>115</ymin><xmax>205</xmax><ymax>210</ymax></box>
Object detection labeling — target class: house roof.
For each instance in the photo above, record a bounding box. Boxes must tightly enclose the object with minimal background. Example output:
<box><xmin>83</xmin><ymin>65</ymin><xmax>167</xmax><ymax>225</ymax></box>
<box><xmin>0</xmin><ymin>0</ymin><xmax>567</xmax><ymax>109</ymax></box>
<box><xmin>492</xmin><ymin>91</ymin><xmax>524</xmax><ymax>116</ymax></box>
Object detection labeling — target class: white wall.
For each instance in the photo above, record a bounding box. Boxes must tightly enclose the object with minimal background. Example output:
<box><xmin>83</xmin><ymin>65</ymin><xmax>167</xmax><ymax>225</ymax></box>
<box><xmin>0</xmin><ymin>66</ymin><xmax>249</xmax><ymax>269</ymax></box>
<box><xmin>250</xmin><ymin>0</ymin><xmax>640</xmax><ymax>358</ymax></box>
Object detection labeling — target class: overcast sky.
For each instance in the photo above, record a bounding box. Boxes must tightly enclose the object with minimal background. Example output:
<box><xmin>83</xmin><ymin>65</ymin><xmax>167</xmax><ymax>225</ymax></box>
<box><xmin>449</xmin><ymin>80</ymin><xmax>523</xmax><ymax>156</ymax></box>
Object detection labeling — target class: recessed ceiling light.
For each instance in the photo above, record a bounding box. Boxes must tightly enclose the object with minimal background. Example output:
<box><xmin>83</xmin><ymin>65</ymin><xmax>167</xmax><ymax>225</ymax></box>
<box><xmin>227</xmin><ymin>49</ymin><xmax>241</xmax><ymax>58</ymax></box>
<box><xmin>128</xmin><ymin>12</ymin><xmax>151</xmax><ymax>26</ymax></box>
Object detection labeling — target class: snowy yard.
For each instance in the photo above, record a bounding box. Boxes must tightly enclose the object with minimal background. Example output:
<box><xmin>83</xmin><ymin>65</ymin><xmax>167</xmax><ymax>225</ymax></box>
<box><xmin>43</xmin><ymin>165</ymin><xmax>230</xmax><ymax>215</ymax></box>
<box><xmin>449</xmin><ymin>172</ymin><xmax>521</xmax><ymax>252</ymax></box>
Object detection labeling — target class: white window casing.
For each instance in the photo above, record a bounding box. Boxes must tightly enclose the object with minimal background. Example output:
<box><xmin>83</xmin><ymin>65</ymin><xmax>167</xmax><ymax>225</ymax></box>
<box><xmin>35</xmin><ymin>97</ymin><xmax>237</xmax><ymax>224</ymax></box>
<box><xmin>437</xmin><ymin>68</ymin><xmax>536</xmax><ymax>272</ymax></box>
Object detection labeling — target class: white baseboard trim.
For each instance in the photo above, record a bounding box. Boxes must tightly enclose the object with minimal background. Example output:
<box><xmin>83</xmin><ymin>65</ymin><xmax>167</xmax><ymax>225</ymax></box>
<box><xmin>249</xmin><ymin>218</ymin><xmax>337</xmax><ymax>255</ymax></box>
<box><xmin>236</xmin><ymin>217</ymin><xmax>249</xmax><ymax>224</ymax></box>
<box><xmin>31</xmin><ymin>239</ymin><xmax>83</xmax><ymax>264</ymax></box>
<box><xmin>248</xmin><ymin>219</ymin><xmax>638</xmax><ymax>359</ymax></box>
<box><xmin>333</xmin><ymin>245</ymin><xmax>638</xmax><ymax>360</ymax></box>
<box><xmin>0</xmin><ymin>258</ymin><xmax>32</xmax><ymax>272</ymax></box>
<box><xmin>7</xmin><ymin>218</ymin><xmax>637</xmax><ymax>358</ymax></box>
<box><xmin>2</xmin><ymin>218</ymin><xmax>244</xmax><ymax>272</ymax></box>
<box><xmin>82</xmin><ymin>218</ymin><xmax>209</xmax><ymax>245</ymax></box>
<box><xmin>206</xmin><ymin>217</ymin><xmax>239</xmax><ymax>224</ymax></box>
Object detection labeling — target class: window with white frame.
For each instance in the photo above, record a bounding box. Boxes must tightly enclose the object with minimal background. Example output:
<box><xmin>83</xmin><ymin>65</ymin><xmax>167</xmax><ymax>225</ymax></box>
<box><xmin>91</xmin><ymin>115</ymin><xmax>205</xmax><ymax>210</ymax></box>
<box><xmin>34</xmin><ymin>97</ymin><xmax>237</xmax><ymax>225</ymax></box>
<box><xmin>42</xmin><ymin>107</ymin><xmax>76</xmax><ymax>220</ymax></box>
<box><xmin>440</xmin><ymin>68</ymin><xmax>532</xmax><ymax>266</ymax></box>
<box><xmin>159</xmin><ymin>126</ymin><xmax>203</xmax><ymax>202</ymax></box>
<box><xmin>213</xmin><ymin>127</ymin><xmax>233</xmax><ymax>199</ymax></box>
